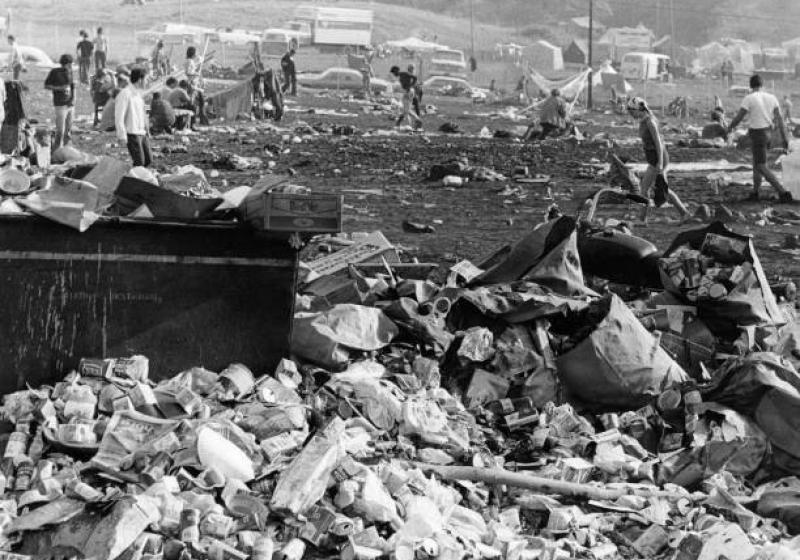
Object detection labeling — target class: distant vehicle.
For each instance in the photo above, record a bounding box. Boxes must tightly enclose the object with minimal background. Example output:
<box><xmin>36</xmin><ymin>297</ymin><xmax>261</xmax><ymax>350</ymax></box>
<box><xmin>293</xmin><ymin>5</ymin><xmax>373</xmax><ymax>48</ymax></box>
<box><xmin>422</xmin><ymin>75</ymin><xmax>487</xmax><ymax>101</ymax></box>
<box><xmin>298</xmin><ymin>67</ymin><xmax>393</xmax><ymax>94</ymax></box>
<box><xmin>261</xmin><ymin>29</ymin><xmax>300</xmax><ymax>57</ymax></box>
<box><xmin>621</xmin><ymin>52</ymin><xmax>671</xmax><ymax>81</ymax></box>
<box><xmin>286</xmin><ymin>21</ymin><xmax>313</xmax><ymax>45</ymax></box>
<box><xmin>427</xmin><ymin>48</ymin><xmax>467</xmax><ymax>78</ymax></box>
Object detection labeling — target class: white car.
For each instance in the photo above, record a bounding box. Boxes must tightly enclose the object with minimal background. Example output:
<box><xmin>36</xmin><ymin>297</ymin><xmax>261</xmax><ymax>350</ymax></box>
<box><xmin>298</xmin><ymin>67</ymin><xmax>394</xmax><ymax>94</ymax></box>
<box><xmin>422</xmin><ymin>75</ymin><xmax>488</xmax><ymax>101</ymax></box>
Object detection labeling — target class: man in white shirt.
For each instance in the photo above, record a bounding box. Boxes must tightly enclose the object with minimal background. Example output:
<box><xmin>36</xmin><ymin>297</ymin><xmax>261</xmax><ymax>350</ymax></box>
<box><xmin>728</xmin><ymin>74</ymin><xmax>791</xmax><ymax>202</ymax></box>
<box><xmin>115</xmin><ymin>66</ymin><xmax>151</xmax><ymax>167</ymax></box>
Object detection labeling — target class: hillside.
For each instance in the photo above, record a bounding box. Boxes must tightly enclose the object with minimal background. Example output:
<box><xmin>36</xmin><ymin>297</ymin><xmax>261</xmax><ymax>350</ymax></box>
<box><xmin>7</xmin><ymin>0</ymin><xmax>523</xmax><ymax>58</ymax></box>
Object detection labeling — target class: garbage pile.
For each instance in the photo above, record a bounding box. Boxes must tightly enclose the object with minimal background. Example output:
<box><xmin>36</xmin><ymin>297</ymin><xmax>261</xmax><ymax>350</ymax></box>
<box><xmin>1</xmin><ymin>218</ymin><xmax>800</xmax><ymax>559</ymax></box>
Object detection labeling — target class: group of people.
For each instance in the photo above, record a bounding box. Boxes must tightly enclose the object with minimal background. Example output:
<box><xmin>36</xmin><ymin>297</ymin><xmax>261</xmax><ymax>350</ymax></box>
<box><xmin>38</xmin><ymin>43</ymin><xmax>209</xmax><ymax>168</ymax></box>
<box><xmin>390</xmin><ymin>65</ymin><xmax>424</xmax><ymax>128</ymax></box>
<box><xmin>630</xmin><ymin>72</ymin><xmax>794</xmax><ymax>225</ymax></box>
<box><xmin>73</xmin><ymin>27</ymin><xmax>109</xmax><ymax>85</ymax></box>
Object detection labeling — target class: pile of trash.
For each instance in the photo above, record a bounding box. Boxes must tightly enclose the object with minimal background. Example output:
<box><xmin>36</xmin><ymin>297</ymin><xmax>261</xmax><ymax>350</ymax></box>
<box><xmin>3</xmin><ymin>217</ymin><xmax>800</xmax><ymax>559</ymax></box>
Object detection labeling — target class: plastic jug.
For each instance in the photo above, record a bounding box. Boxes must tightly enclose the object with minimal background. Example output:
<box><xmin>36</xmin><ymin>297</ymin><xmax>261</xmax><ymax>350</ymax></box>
<box><xmin>781</xmin><ymin>142</ymin><xmax>800</xmax><ymax>199</ymax></box>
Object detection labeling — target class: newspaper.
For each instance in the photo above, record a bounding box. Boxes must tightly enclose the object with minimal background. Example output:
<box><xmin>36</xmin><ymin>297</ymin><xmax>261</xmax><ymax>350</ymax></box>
<box><xmin>91</xmin><ymin>410</ymin><xmax>178</xmax><ymax>472</ymax></box>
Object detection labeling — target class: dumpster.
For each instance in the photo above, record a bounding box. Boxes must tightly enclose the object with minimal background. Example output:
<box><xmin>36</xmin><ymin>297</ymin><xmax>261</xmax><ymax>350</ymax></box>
<box><xmin>0</xmin><ymin>215</ymin><xmax>298</xmax><ymax>394</ymax></box>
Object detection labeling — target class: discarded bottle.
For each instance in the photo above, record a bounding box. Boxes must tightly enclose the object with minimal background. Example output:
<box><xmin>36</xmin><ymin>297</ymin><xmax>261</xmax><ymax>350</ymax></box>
<box><xmin>4</xmin><ymin>431</ymin><xmax>29</xmax><ymax>460</ymax></box>
<box><xmin>13</xmin><ymin>457</ymin><xmax>33</xmax><ymax>492</ymax></box>
<box><xmin>486</xmin><ymin>397</ymin><xmax>535</xmax><ymax>417</ymax></box>
<box><xmin>27</xmin><ymin>428</ymin><xmax>44</xmax><ymax>463</ymax></box>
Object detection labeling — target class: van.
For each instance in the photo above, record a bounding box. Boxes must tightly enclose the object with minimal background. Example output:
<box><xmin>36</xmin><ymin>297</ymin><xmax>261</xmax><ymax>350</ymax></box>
<box><xmin>262</xmin><ymin>29</ymin><xmax>300</xmax><ymax>57</ymax></box>
<box><xmin>621</xmin><ymin>52</ymin><xmax>671</xmax><ymax>81</ymax></box>
<box><xmin>426</xmin><ymin>48</ymin><xmax>467</xmax><ymax>78</ymax></box>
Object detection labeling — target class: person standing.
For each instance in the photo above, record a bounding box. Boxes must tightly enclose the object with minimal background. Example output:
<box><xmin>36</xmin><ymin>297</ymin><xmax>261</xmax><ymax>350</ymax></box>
<box><xmin>44</xmin><ymin>54</ymin><xmax>75</xmax><ymax>151</ymax></box>
<box><xmin>94</xmin><ymin>27</ymin><xmax>108</xmax><ymax>71</ymax></box>
<box><xmin>727</xmin><ymin>74</ymin><xmax>792</xmax><ymax>202</ymax></box>
<box><xmin>115</xmin><ymin>66</ymin><xmax>151</xmax><ymax>167</ymax></box>
<box><xmin>626</xmin><ymin>97</ymin><xmax>690</xmax><ymax>222</ymax></box>
<box><xmin>184</xmin><ymin>46</ymin><xmax>208</xmax><ymax>125</ymax></box>
<box><xmin>151</xmin><ymin>40</ymin><xmax>166</xmax><ymax>79</ymax></box>
<box><xmin>280</xmin><ymin>48</ymin><xmax>297</xmax><ymax>96</ymax></box>
<box><xmin>783</xmin><ymin>94</ymin><xmax>793</xmax><ymax>124</ymax></box>
<box><xmin>390</xmin><ymin>65</ymin><xmax>422</xmax><ymax>128</ymax></box>
<box><xmin>76</xmin><ymin>30</ymin><xmax>94</xmax><ymax>85</ymax></box>
<box><xmin>528</xmin><ymin>88</ymin><xmax>568</xmax><ymax>140</ymax></box>
<box><xmin>7</xmin><ymin>35</ymin><xmax>23</xmax><ymax>81</ymax></box>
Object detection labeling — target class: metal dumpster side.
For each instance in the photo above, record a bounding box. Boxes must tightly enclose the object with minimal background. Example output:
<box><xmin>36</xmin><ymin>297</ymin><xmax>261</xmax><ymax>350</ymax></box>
<box><xmin>0</xmin><ymin>215</ymin><xmax>298</xmax><ymax>393</ymax></box>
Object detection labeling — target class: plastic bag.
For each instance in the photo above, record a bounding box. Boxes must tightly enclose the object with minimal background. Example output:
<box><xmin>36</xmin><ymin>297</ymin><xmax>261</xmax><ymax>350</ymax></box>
<box><xmin>556</xmin><ymin>294</ymin><xmax>687</xmax><ymax>410</ymax></box>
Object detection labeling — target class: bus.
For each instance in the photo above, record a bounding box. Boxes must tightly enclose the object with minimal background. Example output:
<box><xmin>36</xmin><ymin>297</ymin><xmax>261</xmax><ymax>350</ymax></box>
<box><xmin>293</xmin><ymin>5</ymin><xmax>373</xmax><ymax>48</ymax></box>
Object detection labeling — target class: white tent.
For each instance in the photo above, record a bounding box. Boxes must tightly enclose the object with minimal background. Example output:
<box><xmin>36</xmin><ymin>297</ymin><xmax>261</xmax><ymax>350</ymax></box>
<box><xmin>593</xmin><ymin>60</ymin><xmax>632</xmax><ymax>93</ymax></box>
<box><xmin>385</xmin><ymin>37</ymin><xmax>446</xmax><ymax>53</ymax></box>
<box><xmin>695</xmin><ymin>41</ymin><xmax>729</xmax><ymax>71</ymax></box>
<box><xmin>525</xmin><ymin>40</ymin><xmax>564</xmax><ymax>73</ymax></box>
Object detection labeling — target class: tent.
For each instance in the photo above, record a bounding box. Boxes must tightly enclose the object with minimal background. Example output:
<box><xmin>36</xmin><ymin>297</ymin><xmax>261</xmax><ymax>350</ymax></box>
<box><xmin>593</xmin><ymin>60</ymin><xmax>632</xmax><ymax>93</ymax></box>
<box><xmin>525</xmin><ymin>40</ymin><xmax>564</xmax><ymax>73</ymax></box>
<box><xmin>527</xmin><ymin>66</ymin><xmax>589</xmax><ymax>102</ymax></box>
<box><xmin>385</xmin><ymin>37</ymin><xmax>446</xmax><ymax>53</ymax></box>
<box><xmin>695</xmin><ymin>41</ymin><xmax>729</xmax><ymax>72</ymax></box>
<box><xmin>564</xmin><ymin>40</ymin><xmax>588</xmax><ymax>65</ymax></box>
<box><xmin>783</xmin><ymin>37</ymin><xmax>800</xmax><ymax>61</ymax></box>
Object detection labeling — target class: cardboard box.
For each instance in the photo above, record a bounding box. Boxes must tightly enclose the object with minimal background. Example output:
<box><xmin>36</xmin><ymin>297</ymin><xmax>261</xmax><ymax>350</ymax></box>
<box><xmin>240</xmin><ymin>190</ymin><xmax>342</xmax><ymax>233</ymax></box>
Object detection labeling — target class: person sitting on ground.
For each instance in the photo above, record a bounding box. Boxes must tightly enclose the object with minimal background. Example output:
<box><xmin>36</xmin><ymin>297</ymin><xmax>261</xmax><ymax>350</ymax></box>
<box><xmin>524</xmin><ymin>88</ymin><xmax>567</xmax><ymax>141</ymax></box>
<box><xmin>150</xmin><ymin>91</ymin><xmax>175</xmax><ymax>135</ymax></box>
<box><xmin>91</xmin><ymin>67</ymin><xmax>115</xmax><ymax>126</ymax></box>
<box><xmin>168</xmin><ymin>79</ymin><xmax>197</xmax><ymax>128</ymax></box>
<box><xmin>702</xmin><ymin>108</ymin><xmax>729</xmax><ymax>141</ymax></box>
<box><xmin>161</xmin><ymin>76</ymin><xmax>177</xmax><ymax>100</ymax></box>
<box><xmin>627</xmin><ymin>96</ymin><xmax>690</xmax><ymax>223</ymax></box>
<box><xmin>727</xmin><ymin>74</ymin><xmax>792</xmax><ymax>202</ymax></box>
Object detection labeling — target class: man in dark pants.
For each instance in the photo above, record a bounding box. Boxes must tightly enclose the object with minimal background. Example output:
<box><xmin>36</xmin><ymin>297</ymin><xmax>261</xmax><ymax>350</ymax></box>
<box><xmin>727</xmin><ymin>74</ymin><xmax>792</xmax><ymax>202</ymax></box>
<box><xmin>280</xmin><ymin>48</ymin><xmax>297</xmax><ymax>96</ymax></box>
<box><xmin>44</xmin><ymin>54</ymin><xmax>75</xmax><ymax>150</ymax></box>
<box><xmin>76</xmin><ymin>30</ymin><xmax>94</xmax><ymax>85</ymax></box>
<box><xmin>114</xmin><ymin>66</ymin><xmax>151</xmax><ymax>167</ymax></box>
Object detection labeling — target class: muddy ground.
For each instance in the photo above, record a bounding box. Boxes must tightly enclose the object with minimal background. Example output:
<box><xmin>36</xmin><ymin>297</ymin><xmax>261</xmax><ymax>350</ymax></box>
<box><xmin>18</xmin><ymin>69</ymin><xmax>800</xmax><ymax>282</ymax></box>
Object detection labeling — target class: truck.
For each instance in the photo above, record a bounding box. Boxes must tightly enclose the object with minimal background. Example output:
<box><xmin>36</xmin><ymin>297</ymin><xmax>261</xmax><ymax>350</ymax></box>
<box><xmin>292</xmin><ymin>5</ymin><xmax>373</xmax><ymax>49</ymax></box>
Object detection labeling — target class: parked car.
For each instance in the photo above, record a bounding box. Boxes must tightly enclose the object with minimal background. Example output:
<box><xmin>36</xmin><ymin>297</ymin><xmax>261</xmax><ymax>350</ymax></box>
<box><xmin>298</xmin><ymin>67</ymin><xmax>394</xmax><ymax>94</ymax></box>
<box><xmin>422</xmin><ymin>75</ymin><xmax>488</xmax><ymax>102</ymax></box>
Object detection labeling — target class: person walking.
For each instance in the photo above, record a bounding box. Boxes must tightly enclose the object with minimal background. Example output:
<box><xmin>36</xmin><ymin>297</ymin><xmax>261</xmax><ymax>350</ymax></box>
<box><xmin>626</xmin><ymin>97</ymin><xmax>690</xmax><ymax>222</ymax></box>
<box><xmin>93</xmin><ymin>27</ymin><xmax>108</xmax><ymax>71</ymax></box>
<box><xmin>280</xmin><ymin>48</ymin><xmax>297</xmax><ymax>96</ymax></box>
<box><xmin>44</xmin><ymin>54</ymin><xmax>75</xmax><ymax>151</ymax></box>
<box><xmin>115</xmin><ymin>66</ymin><xmax>151</xmax><ymax>167</ymax></box>
<box><xmin>727</xmin><ymin>74</ymin><xmax>792</xmax><ymax>202</ymax></box>
<box><xmin>390</xmin><ymin>65</ymin><xmax>422</xmax><ymax>128</ymax></box>
<box><xmin>7</xmin><ymin>35</ymin><xmax>24</xmax><ymax>81</ymax></box>
<box><xmin>76</xmin><ymin>30</ymin><xmax>94</xmax><ymax>85</ymax></box>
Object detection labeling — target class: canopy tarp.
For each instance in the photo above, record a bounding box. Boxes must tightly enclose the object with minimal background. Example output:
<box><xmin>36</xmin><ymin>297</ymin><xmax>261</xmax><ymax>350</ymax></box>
<box><xmin>385</xmin><ymin>37</ymin><xmax>446</xmax><ymax>52</ymax></box>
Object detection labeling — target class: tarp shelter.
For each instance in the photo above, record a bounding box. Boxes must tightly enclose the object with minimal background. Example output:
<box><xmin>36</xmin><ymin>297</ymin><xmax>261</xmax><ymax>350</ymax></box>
<box><xmin>593</xmin><ymin>60</ymin><xmax>632</xmax><ymax>94</ymax></box>
<box><xmin>527</xmin><ymin>66</ymin><xmax>589</xmax><ymax>102</ymax></box>
<box><xmin>525</xmin><ymin>40</ymin><xmax>564</xmax><ymax>73</ymax></box>
<box><xmin>385</xmin><ymin>37</ymin><xmax>446</xmax><ymax>53</ymax></box>
<box><xmin>598</xmin><ymin>24</ymin><xmax>654</xmax><ymax>62</ymax></box>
